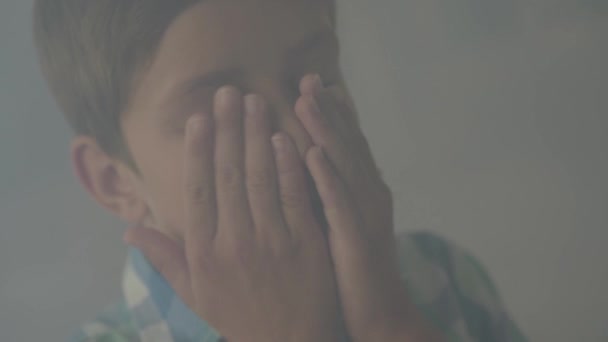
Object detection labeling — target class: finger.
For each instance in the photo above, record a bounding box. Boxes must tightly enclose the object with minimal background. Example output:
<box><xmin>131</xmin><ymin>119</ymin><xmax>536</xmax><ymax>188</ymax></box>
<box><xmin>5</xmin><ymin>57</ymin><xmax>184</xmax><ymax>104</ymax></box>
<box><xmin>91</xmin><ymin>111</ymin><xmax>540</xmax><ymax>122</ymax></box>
<box><xmin>124</xmin><ymin>226</ymin><xmax>194</xmax><ymax>305</ymax></box>
<box><xmin>316</xmin><ymin>85</ymin><xmax>358</xmax><ymax>133</ymax></box>
<box><xmin>295</xmin><ymin>91</ymin><xmax>353</xmax><ymax>181</ymax></box>
<box><xmin>299</xmin><ymin>73</ymin><xmax>369</xmax><ymax>168</ymax></box>
<box><xmin>297</xmin><ymin>76</ymin><xmax>356</xmax><ymax>153</ymax></box>
<box><xmin>306</xmin><ymin>147</ymin><xmax>394</xmax><ymax>327</ymax></box>
<box><xmin>184</xmin><ymin>113</ymin><xmax>217</xmax><ymax>249</ymax></box>
<box><xmin>297</xmin><ymin>83</ymin><xmax>381</xmax><ymax>199</ymax></box>
<box><xmin>305</xmin><ymin>146</ymin><xmax>362</xmax><ymax>241</ymax></box>
<box><xmin>299</xmin><ymin>74</ymin><xmax>352</xmax><ymax>126</ymax></box>
<box><xmin>214</xmin><ymin>86</ymin><xmax>253</xmax><ymax>238</ymax></box>
<box><xmin>244</xmin><ymin>94</ymin><xmax>286</xmax><ymax>234</ymax></box>
<box><xmin>275</xmin><ymin>113</ymin><xmax>315</xmax><ymax>161</ymax></box>
<box><xmin>317</xmin><ymin>87</ymin><xmax>385</xmax><ymax>203</ymax></box>
<box><xmin>272</xmin><ymin>132</ymin><xmax>319</xmax><ymax>238</ymax></box>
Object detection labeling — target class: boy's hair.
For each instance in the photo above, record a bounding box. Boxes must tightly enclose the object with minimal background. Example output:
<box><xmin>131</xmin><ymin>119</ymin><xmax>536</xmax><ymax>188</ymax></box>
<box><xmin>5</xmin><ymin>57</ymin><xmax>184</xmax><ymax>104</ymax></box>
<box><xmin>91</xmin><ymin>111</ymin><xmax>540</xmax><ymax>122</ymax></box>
<box><xmin>32</xmin><ymin>1</ymin><xmax>336</xmax><ymax>169</ymax></box>
<box><xmin>33</xmin><ymin>1</ymin><xmax>200</xmax><ymax>168</ymax></box>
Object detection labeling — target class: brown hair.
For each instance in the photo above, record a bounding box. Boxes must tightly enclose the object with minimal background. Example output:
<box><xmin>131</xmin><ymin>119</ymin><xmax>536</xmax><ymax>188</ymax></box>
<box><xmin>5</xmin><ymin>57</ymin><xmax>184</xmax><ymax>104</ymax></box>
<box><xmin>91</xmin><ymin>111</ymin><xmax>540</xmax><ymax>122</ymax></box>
<box><xmin>33</xmin><ymin>0</ymin><xmax>336</xmax><ymax>169</ymax></box>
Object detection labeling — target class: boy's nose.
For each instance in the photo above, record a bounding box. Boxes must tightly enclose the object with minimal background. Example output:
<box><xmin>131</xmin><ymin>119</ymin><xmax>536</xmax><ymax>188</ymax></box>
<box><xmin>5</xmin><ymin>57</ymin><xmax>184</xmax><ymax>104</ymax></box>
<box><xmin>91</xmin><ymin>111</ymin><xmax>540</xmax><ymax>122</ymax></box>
<box><xmin>252</xmin><ymin>79</ymin><xmax>315</xmax><ymax>160</ymax></box>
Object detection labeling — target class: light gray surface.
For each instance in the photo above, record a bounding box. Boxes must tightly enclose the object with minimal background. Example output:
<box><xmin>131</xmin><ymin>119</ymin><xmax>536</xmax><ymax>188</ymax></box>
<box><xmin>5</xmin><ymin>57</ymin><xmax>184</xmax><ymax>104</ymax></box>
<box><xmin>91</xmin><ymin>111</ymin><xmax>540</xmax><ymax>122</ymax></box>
<box><xmin>1</xmin><ymin>1</ymin><xmax>606</xmax><ymax>341</ymax></box>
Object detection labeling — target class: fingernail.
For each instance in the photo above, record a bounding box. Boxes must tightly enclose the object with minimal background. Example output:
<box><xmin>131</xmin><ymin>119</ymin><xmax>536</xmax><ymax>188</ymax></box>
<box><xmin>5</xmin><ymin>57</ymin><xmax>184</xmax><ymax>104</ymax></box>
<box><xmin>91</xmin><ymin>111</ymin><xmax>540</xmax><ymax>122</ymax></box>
<box><xmin>272</xmin><ymin>133</ymin><xmax>286</xmax><ymax>153</ymax></box>
<box><xmin>217</xmin><ymin>86</ymin><xmax>238</xmax><ymax>106</ymax></box>
<box><xmin>244</xmin><ymin>94</ymin><xmax>260</xmax><ymax>115</ymax></box>
<box><xmin>312</xmin><ymin>74</ymin><xmax>323</xmax><ymax>93</ymax></box>
<box><xmin>186</xmin><ymin>116</ymin><xmax>205</xmax><ymax>136</ymax></box>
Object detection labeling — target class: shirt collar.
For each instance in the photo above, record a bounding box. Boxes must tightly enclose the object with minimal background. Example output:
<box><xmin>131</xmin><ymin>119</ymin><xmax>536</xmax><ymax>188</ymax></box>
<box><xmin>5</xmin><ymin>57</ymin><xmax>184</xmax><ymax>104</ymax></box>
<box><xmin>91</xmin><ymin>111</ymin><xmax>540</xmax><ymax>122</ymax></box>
<box><xmin>123</xmin><ymin>247</ymin><xmax>221</xmax><ymax>342</ymax></box>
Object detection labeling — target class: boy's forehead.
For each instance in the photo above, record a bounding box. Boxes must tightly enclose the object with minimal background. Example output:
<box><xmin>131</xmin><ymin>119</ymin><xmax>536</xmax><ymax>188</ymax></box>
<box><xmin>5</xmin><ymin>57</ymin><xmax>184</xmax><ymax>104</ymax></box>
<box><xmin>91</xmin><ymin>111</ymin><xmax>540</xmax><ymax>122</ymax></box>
<box><xmin>157</xmin><ymin>0</ymin><xmax>331</xmax><ymax>76</ymax></box>
<box><xmin>133</xmin><ymin>0</ymin><xmax>334</xmax><ymax>113</ymax></box>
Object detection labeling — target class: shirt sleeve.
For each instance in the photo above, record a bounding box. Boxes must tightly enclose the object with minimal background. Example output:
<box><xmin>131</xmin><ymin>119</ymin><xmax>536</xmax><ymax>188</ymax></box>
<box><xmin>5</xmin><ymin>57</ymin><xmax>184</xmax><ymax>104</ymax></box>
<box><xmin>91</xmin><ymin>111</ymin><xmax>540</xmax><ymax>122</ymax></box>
<box><xmin>396</xmin><ymin>231</ymin><xmax>528</xmax><ymax>342</ymax></box>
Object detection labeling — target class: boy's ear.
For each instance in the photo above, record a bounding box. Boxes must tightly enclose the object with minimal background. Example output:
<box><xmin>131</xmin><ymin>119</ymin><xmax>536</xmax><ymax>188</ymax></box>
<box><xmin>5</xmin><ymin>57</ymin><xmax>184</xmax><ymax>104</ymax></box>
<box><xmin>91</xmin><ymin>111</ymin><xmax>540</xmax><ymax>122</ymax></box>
<box><xmin>71</xmin><ymin>136</ymin><xmax>148</xmax><ymax>225</ymax></box>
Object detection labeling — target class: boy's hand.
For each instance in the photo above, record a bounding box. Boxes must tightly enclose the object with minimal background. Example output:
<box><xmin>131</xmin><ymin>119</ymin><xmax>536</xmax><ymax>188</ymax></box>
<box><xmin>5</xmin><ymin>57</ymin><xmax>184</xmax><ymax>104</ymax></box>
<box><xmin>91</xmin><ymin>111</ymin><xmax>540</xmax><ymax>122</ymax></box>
<box><xmin>125</xmin><ymin>86</ymin><xmax>346</xmax><ymax>342</ymax></box>
<box><xmin>296</xmin><ymin>75</ymin><xmax>445</xmax><ymax>342</ymax></box>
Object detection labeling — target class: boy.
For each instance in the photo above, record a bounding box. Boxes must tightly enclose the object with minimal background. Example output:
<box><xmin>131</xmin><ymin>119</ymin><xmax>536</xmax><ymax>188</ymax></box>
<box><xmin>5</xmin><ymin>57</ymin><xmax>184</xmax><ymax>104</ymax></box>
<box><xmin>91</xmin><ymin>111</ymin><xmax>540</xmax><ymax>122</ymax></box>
<box><xmin>32</xmin><ymin>1</ymin><xmax>527</xmax><ymax>341</ymax></box>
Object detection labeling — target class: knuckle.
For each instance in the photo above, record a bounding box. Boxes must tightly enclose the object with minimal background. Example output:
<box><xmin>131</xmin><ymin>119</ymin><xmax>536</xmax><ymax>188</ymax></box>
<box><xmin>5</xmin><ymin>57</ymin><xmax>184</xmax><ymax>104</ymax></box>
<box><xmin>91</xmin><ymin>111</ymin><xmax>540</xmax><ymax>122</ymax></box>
<box><xmin>187</xmin><ymin>183</ymin><xmax>212</xmax><ymax>204</ymax></box>
<box><xmin>217</xmin><ymin>165</ymin><xmax>243</xmax><ymax>187</ymax></box>
<box><xmin>246</xmin><ymin>170</ymin><xmax>273</xmax><ymax>194</ymax></box>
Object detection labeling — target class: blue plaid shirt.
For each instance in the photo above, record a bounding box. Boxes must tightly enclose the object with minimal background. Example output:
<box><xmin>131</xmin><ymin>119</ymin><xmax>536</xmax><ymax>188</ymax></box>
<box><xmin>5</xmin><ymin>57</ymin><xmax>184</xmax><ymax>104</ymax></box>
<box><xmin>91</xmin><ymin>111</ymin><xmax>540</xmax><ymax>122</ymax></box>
<box><xmin>70</xmin><ymin>232</ymin><xmax>528</xmax><ymax>342</ymax></box>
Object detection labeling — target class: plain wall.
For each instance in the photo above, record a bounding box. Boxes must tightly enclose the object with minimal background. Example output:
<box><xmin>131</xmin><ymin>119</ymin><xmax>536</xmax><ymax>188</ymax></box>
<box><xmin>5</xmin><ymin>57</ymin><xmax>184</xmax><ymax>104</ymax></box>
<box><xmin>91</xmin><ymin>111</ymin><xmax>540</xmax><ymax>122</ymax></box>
<box><xmin>1</xmin><ymin>1</ymin><xmax>606</xmax><ymax>341</ymax></box>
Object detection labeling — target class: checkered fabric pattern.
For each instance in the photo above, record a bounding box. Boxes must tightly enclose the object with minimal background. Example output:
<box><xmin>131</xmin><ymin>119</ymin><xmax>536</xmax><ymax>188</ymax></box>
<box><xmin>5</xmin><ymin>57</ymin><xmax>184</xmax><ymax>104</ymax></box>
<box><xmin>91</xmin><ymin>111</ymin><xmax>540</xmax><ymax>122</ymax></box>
<box><xmin>70</xmin><ymin>232</ymin><xmax>528</xmax><ymax>342</ymax></box>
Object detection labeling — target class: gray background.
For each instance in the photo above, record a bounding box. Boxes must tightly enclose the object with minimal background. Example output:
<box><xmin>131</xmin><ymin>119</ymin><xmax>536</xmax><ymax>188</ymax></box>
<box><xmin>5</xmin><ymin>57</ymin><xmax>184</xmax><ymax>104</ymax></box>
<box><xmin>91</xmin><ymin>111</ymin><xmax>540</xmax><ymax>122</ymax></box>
<box><xmin>1</xmin><ymin>0</ymin><xmax>606</xmax><ymax>341</ymax></box>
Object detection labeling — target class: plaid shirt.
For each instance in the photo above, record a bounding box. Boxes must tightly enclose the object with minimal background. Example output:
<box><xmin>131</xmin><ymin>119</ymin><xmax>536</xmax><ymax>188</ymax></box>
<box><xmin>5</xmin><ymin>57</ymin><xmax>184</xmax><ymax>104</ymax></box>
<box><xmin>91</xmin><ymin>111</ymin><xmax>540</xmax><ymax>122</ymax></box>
<box><xmin>70</xmin><ymin>232</ymin><xmax>528</xmax><ymax>342</ymax></box>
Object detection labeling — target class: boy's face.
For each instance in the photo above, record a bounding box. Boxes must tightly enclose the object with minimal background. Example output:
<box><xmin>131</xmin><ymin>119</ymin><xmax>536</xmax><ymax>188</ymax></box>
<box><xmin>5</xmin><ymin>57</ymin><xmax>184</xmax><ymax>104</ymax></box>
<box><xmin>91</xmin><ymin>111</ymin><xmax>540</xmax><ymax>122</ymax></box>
<box><xmin>120</xmin><ymin>0</ymin><xmax>351</xmax><ymax>241</ymax></box>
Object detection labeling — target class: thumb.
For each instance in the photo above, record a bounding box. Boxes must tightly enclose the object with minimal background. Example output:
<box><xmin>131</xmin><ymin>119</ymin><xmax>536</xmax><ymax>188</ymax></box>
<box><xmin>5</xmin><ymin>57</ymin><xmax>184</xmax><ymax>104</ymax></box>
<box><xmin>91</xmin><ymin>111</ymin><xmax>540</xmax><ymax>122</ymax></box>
<box><xmin>124</xmin><ymin>226</ymin><xmax>194</xmax><ymax>304</ymax></box>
